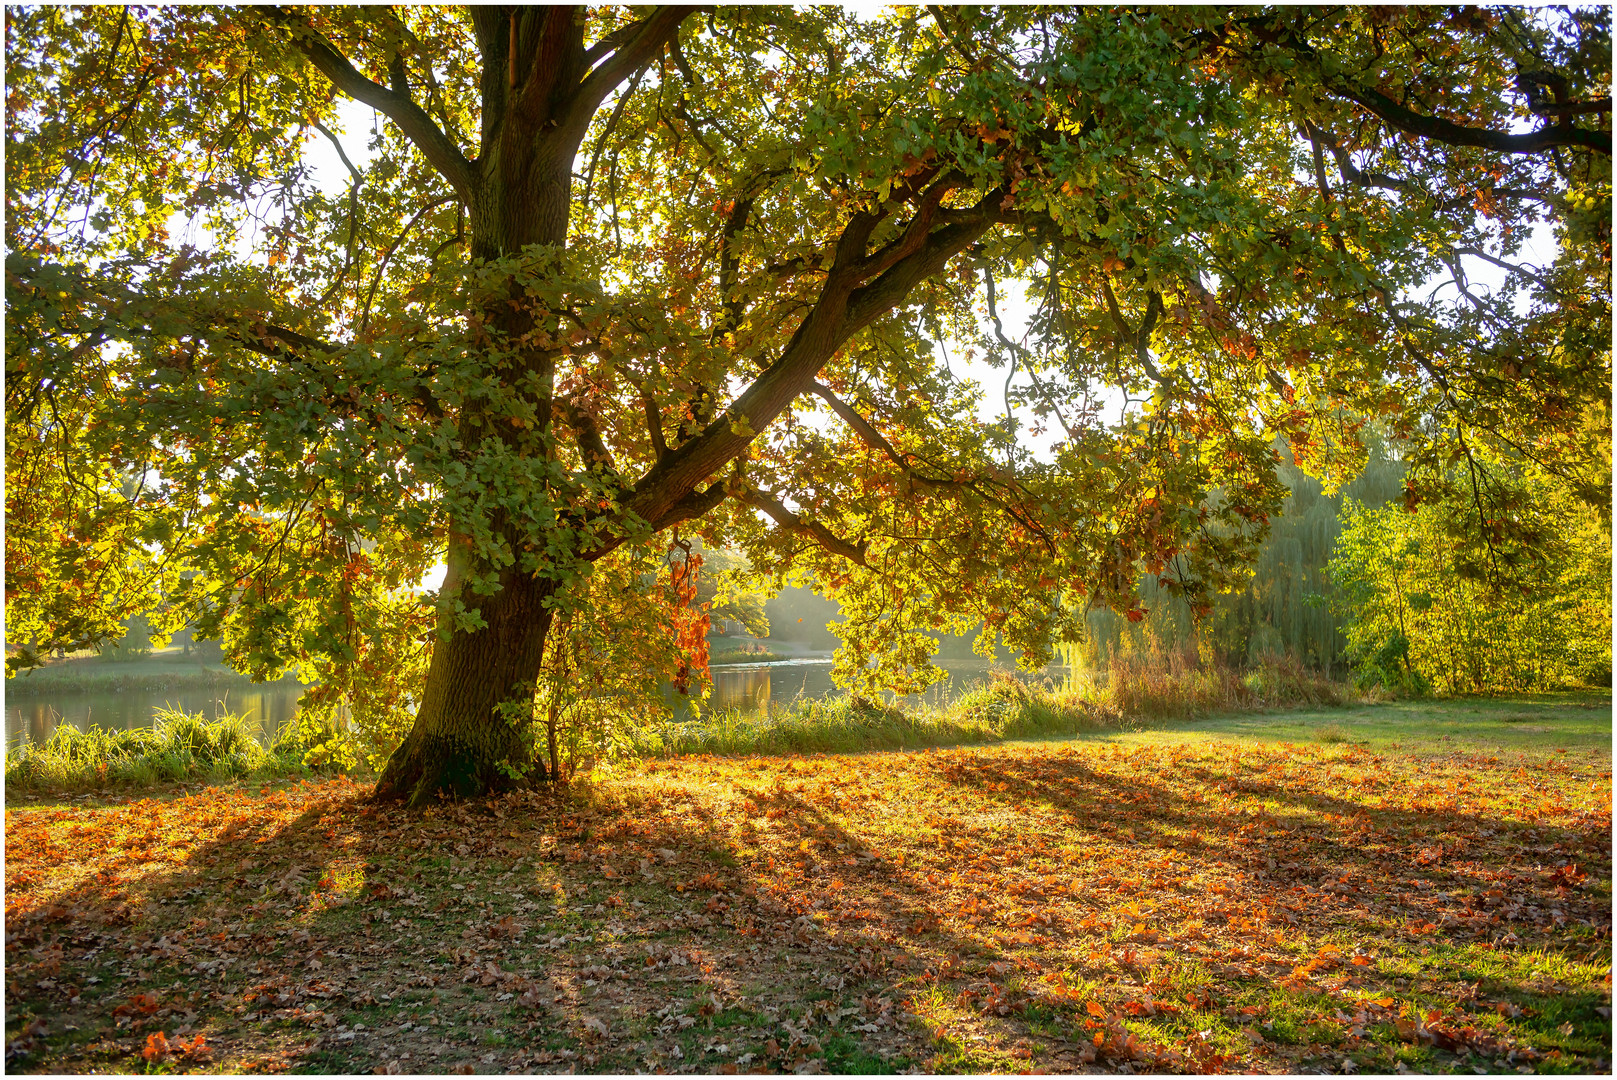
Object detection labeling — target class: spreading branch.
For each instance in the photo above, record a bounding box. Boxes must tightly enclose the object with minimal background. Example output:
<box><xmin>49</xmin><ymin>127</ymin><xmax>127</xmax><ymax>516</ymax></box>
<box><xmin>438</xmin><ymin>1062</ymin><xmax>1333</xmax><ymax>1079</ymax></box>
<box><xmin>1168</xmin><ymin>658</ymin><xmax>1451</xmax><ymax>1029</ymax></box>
<box><xmin>740</xmin><ymin>488</ymin><xmax>869</xmax><ymax>565</ymax></box>
<box><xmin>1255</xmin><ymin>17</ymin><xmax>1611</xmax><ymax>157</ymax></box>
<box><xmin>647</xmin><ymin>481</ymin><xmax>729</xmax><ymax>533</ymax></box>
<box><xmin>848</xmin><ymin>171</ymin><xmax>963</xmax><ymax>283</ymax></box>
<box><xmin>1335</xmin><ymin>80</ymin><xmax>1610</xmax><ymax>156</ymax></box>
<box><xmin>808</xmin><ymin>381</ymin><xmax>963</xmax><ymax>492</ymax></box>
<box><xmin>713</xmin><ymin>193</ymin><xmax>756</xmax><ymax>341</ymax></box>
<box><xmin>559</xmin><ymin>7</ymin><xmax>693</xmax><ymax>149</ymax></box>
<box><xmin>618</xmin><ymin>185</ymin><xmax>1008</xmax><ymax>531</ymax></box>
<box><xmin>1452</xmin><ymin>246</ymin><xmax>1563</xmax><ymax>297</ymax></box>
<box><xmin>246</xmin><ymin>322</ymin><xmax>343</xmax><ymax>357</ymax></box>
<box><xmin>1309</xmin><ymin>121</ymin><xmax>1421</xmax><ymax>194</ymax></box>
<box><xmin>556</xmin><ymin>399</ymin><xmax>619</xmax><ymax>478</ymax></box>
<box><xmin>1530</xmin><ymin>99</ymin><xmax>1613</xmax><ymax>118</ymax></box>
<box><xmin>360</xmin><ymin>196</ymin><xmax>458</xmax><ymax>332</ymax></box>
<box><xmin>1099</xmin><ymin>278</ymin><xmax>1168</xmax><ymax>386</ymax></box>
<box><xmin>269</xmin><ymin>9</ymin><xmax>478</xmax><ymax>202</ymax></box>
<box><xmin>641</xmin><ymin>388</ymin><xmax>669</xmax><ymax>461</ymax></box>
<box><xmin>310</xmin><ymin>120</ymin><xmax>364</xmax><ymax>309</ymax></box>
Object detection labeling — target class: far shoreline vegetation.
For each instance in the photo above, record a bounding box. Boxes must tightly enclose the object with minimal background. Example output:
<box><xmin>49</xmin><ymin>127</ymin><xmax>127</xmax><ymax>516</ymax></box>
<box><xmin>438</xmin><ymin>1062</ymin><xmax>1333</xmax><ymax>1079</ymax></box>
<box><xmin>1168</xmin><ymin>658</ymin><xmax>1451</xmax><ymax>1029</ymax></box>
<box><xmin>706</xmin><ymin>644</ymin><xmax>787</xmax><ymax>665</ymax></box>
<box><xmin>3</xmin><ymin>652</ymin><xmax>301</xmax><ymax>699</ymax></box>
<box><xmin>15</xmin><ymin>648</ymin><xmax>1608</xmax><ymax>798</ymax></box>
<box><xmin>3</xmin><ymin>638</ymin><xmax>791</xmax><ymax>700</ymax></box>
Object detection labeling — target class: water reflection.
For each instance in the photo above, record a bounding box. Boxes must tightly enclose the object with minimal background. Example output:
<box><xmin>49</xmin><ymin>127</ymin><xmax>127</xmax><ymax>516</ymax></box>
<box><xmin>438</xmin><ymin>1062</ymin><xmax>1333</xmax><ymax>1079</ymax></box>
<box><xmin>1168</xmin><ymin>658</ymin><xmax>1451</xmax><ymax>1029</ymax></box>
<box><xmin>5</xmin><ymin>683</ymin><xmax>304</xmax><ymax>750</ymax></box>
<box><xmin>704</xmin><ymin>658</ymin><xmax>1034</xmax><ymax>713</ymax></box>
<box><xmin>8</xmin><ymin>657</ymin><xmax>1062</xmax><ymax>749</ymax></box>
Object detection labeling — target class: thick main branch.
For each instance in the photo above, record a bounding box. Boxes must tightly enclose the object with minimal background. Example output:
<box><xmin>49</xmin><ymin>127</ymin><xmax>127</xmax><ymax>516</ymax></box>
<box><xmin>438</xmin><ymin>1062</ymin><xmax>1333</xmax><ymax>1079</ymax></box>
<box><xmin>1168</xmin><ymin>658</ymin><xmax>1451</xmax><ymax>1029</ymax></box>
<box><xmin>271</xmin><ymin>9</ymin><xmax>478</xmax><ymax>201</ymax></box>
<box><xmin>1335</xmin><ymin>81</ymin><xmax>1610</xmax><ymax>156</ymax></box>
<box><xmin>616</xmin><ymin>189</ymin><xmax>1009</xmax><ymax>531</ymax></box>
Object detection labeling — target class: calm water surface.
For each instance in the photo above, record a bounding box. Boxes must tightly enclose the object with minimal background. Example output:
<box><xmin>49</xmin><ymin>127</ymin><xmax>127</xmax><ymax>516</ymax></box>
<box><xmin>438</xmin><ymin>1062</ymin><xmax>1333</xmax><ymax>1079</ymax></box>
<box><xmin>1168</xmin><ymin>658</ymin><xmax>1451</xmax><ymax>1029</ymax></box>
<box><xmin>7</xmin><ymin>657</ymin><xmax>1054</xmax><ymax>748</ymax></box>
<box><xmin>704</xmin><ymin>657</ymin><xmax>1051</xmax><ymax>712</ymax></box>
<box><xmin>6</xmin><ymin>684</ymin><xmax>303</xmax><ymax>750</ymax></box>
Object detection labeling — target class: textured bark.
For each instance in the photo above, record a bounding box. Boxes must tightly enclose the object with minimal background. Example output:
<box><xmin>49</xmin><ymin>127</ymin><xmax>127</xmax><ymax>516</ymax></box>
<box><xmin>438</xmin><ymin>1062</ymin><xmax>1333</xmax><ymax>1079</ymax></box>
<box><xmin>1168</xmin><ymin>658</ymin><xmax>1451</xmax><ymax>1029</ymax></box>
<box><xmin>373</xmin><ymin>9</ymin><xmax>591</xmax><ymax>804</ymax></box>
<box><xmin>374</xmin><ymin>564</ymin><xmax>556</xmax><ymax>806</ymax></box>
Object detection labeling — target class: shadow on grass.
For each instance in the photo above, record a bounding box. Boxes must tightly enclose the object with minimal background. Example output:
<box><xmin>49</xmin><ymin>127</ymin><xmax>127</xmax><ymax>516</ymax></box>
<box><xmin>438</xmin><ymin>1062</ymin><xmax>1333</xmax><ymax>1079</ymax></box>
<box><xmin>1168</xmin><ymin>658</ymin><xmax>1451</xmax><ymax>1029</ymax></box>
<box><xmin>6</xmin><ymin>730</ymin><xmax>1611</xmax><ymax>1074</ymax></box>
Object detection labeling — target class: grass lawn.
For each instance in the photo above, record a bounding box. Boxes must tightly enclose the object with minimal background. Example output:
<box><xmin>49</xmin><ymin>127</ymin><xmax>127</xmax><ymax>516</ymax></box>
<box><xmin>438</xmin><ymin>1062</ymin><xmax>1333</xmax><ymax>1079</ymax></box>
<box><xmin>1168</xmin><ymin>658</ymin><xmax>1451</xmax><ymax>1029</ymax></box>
<box><xmin>5</xmin><ymin>692</ymin><xmax>1610</xmax><ymax>1074</ymax></box>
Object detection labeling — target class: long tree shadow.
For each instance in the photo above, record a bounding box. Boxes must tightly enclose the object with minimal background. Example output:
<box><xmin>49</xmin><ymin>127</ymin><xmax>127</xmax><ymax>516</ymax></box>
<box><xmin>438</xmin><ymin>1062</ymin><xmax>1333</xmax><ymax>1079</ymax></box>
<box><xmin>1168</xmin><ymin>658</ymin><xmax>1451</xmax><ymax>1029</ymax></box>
<box><xmin>920</xmin><ymin>748</ymin><xmax>1611</xmax><ymax>953</ymax></box>
<box><xmin>6</xmin><ymin>745</ymin><xmax>1611</xmax><ymax>1074</ymax></box>
<box><xmin>9</xmin><ymin>778</ymin><xmax>1023</xmax><ymax>1073</ymax></box>
<box><xmin>8</xmin><ymin>782</ymin><xmax>397</xmax><ymax>1071</ymax></box>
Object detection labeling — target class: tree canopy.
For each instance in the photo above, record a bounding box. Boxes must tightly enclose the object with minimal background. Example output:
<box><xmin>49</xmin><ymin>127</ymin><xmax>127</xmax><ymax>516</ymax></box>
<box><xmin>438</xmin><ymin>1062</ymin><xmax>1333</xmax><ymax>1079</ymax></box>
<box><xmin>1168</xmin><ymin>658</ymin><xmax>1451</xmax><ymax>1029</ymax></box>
<box><xmin>6</xmin><ymin>5</ymin><xmax>1610</xmax><ymax>800</ymax></box>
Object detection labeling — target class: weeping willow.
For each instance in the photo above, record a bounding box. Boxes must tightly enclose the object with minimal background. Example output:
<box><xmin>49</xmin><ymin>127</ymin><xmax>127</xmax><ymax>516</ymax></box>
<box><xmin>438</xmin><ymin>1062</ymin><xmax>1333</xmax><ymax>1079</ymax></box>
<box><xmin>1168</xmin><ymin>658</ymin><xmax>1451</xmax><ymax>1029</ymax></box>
<box><xmin>1074</xmin><ymin>441</ymin><xmax>1407</xmax><ymax>675</ymax></box>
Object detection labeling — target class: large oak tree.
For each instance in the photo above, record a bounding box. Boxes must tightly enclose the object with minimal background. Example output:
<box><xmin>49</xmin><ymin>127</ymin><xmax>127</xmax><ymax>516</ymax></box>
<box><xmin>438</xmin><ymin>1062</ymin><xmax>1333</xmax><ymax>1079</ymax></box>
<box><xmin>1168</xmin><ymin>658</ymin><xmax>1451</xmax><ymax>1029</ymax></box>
<box><xmin>7</xmin><ymin>6</ymin><xmax>1609</xmax><ymax>803</ymax></box>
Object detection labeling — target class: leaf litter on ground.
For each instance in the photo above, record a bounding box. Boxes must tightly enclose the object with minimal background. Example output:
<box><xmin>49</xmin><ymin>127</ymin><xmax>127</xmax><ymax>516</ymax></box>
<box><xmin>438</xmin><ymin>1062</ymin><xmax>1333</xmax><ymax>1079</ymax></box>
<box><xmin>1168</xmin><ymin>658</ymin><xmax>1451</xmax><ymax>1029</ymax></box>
<box><xmin>5</xmin><ymin>719</ymin><xmax>1611</xmax><ymax>1074</ymax></box>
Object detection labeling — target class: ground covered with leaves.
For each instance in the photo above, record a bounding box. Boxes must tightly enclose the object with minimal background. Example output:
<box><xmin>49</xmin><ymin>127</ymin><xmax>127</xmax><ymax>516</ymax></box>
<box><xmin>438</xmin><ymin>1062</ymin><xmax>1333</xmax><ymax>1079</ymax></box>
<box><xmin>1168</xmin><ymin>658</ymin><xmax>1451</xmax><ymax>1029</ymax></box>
<box><xmin>6</xmin><ymin>698</ymin><xmax>1611</xmax><ymax>1074</ymax></box>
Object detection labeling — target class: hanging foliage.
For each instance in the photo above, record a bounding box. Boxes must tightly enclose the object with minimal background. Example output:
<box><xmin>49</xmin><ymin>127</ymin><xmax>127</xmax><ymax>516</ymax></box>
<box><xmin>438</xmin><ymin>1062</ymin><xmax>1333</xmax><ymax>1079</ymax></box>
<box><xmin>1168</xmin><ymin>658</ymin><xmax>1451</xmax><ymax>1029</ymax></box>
<box><xmin>6</xmin><ymin>6</ymin><xmax>1608</xmax><ymax>798</ymax></box>
<box><xmin>667</xmin><ymin>543</ymin><xmax>711</xmax><ymax>697</ymax></box>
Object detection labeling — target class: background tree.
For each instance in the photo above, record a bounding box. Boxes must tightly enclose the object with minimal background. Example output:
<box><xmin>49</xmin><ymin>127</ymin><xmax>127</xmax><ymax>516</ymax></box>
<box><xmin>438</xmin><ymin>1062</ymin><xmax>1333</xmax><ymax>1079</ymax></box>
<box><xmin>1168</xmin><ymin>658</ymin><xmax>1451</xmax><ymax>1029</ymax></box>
<box><xmin>1079</xmin><ymin>435</ymin><xmax>1408</xmax><ymax>675</ymax></box>
<box><xmin>1329</xmin><ymin>475</ymin><xmax>1612</xmax><ymax>695</ymax></box>
<box><xmin>693</xmin><ymin>548</ymin><xmax>771</xmax><ymax>639</ymax></box>
<box><xmin>7</xmin><ymin>6</ymin><xmax>1609</xmax><ymax>802</ymax></box>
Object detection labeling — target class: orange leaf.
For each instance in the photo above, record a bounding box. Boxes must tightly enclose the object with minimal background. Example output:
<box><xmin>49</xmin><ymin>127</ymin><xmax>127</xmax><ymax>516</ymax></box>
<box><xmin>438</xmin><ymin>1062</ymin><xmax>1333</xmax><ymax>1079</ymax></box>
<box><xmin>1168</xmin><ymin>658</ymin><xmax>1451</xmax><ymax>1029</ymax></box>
<box><xmin>142</xmin><ymin>1031</ymin><xmax>170</xmax><ymax>1062</ymax></box>
<box><xmin>1086</xmin><ymin>1001</ymin><xmax>1106</xmax><ymax>1017</ymax></box>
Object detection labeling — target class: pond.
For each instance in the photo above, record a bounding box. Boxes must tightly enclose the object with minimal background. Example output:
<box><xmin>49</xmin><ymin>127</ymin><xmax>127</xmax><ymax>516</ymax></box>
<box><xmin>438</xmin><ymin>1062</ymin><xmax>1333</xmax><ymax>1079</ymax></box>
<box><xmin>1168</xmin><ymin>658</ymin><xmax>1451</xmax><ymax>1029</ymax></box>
<box><xmin>6</xmin><ymin>682</ymin><xmax>305</xmax><ymax>751</ymax></box>
<box><xmin>702</xmin><ymin>656</ymin><xmax>1048</xmax><ymax>713</ymax></box>
<box><xmin>6</xmin><ymin>657</ymin><xmax>1063</xmax><ymax>749</ymax></box>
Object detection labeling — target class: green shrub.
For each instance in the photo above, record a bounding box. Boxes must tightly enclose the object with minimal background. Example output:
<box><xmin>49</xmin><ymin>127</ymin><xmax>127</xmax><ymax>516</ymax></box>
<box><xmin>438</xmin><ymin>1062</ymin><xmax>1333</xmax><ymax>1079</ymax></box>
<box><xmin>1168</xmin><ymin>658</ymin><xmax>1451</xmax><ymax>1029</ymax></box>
<box><xmin>1328</xmin><ymin>489</ymin><xmax>1611</xmax><ymax>696</ymax></box>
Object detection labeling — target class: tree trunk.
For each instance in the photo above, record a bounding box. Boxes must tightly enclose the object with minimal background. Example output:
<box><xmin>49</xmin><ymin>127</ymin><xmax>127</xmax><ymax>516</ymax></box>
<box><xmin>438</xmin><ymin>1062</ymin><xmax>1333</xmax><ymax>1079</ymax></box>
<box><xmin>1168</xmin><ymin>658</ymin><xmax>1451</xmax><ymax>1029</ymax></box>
<box><xmin>373</xmin><ymin>9</ymin><xmax>653</xmax><ymax>804</ymax></box>
<box><xmin>374</xmin><ymin>564</ymin><xmax>556</xmax><ymax>805</ymax></box>
<box><xmin>372</xmin><ymin>164</ymin><xmax>574</xmax><ymax>802</ymax></box>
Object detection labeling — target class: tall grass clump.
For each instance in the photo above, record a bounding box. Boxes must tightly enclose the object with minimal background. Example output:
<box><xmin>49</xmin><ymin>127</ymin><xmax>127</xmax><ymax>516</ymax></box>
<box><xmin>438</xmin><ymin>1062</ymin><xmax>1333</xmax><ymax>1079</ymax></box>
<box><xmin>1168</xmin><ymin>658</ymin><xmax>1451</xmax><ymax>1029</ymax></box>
<box><xmin>5</xmin><ymin>707</ymin><xmax>334</xmax><ymax>794</ymax></box>
<box><xmin>628</xmin><ymin>695</ymin><xmax>941</xmax><ymax>757</ymax></box>
<box><xmin>632</xmin><ymin>654</ymin><xmax>1357</xmax><ymax>761</ymax></box>
<box><xmin>952</xmin><ymin>672</ymin><xmax>1109</xmax><ymax>740</ymax></box>
<box><xmin>1314</xmin><ymin>722</ymin><xmax>1348</xmax><ymax>744</ymax></box>
<box><xmin>630</xmin><ymin>672</ymin><xmax>1108</xmax><ymax>759</ymax></box>
<box><xmin>1240</xmin><ymin>655</ymin><xmax>1348</xmax><ymax>708</ymax></box>
<box><xmin>1095</xmin><ymin>652</ymin><xmax>1349</xmax><ymax>722</ymax></box>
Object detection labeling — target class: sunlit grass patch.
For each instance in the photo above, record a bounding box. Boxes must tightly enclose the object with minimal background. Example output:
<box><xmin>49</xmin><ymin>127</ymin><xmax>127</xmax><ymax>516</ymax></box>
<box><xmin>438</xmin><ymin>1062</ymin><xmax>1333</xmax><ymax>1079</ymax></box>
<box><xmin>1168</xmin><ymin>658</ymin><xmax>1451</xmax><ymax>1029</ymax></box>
<box><xmin>628</xmin><ymin>690</ymin><xmax>1032</xmax><ymax>758</ymax></box>
<box><xmin>5</xmin><ymin>707</ymin><xmax>336</xmax><ymax>794</ymax></box>
<box><xmin>5</xmin><ymin>707</ymin><xmax>1609</xmax><ymax>1074</ymax></box>
<box><xmin>312</xmin><ymin>861</ymin><xmax>368</xmax><ymax>903</ymax></box>
<box><xmin>632</xmin><ymin>659</ymin><xmax>1363</xmax><ymax>762</ymax></box>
